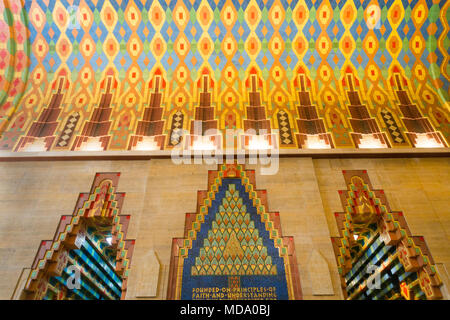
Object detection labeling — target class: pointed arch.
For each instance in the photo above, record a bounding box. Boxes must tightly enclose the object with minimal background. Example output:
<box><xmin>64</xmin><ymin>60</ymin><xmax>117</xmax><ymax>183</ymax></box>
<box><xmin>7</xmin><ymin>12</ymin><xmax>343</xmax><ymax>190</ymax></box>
<box><xmin>331</xmin><ymin>170</ymin><xmax>443</xmax><ymax>300</ymax></box>
<box><xmin>167</xmin><ymin>164</ymin><xmax>302</xmax><ymax>300</ymax></box>
<box><xmin>17</xmin><ymin>173</ymin><xmax>135</xmax><ymax>300</ymax></box>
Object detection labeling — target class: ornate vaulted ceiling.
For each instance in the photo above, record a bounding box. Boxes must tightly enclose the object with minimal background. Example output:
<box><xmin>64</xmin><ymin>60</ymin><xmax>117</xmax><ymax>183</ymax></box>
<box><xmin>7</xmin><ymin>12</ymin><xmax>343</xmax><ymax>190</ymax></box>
<box><xmin>0</xmin><ymin>0</ymin><xmax>449</xmax><ymax>152</ymax></box>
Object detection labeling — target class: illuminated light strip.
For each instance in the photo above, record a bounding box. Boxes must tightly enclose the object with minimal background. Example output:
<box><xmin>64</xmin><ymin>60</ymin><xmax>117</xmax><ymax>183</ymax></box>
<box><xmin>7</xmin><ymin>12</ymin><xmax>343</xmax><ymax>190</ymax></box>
<box><xmin>79</xmin><ymin>137</ymin><xmax>104</xmax><ymax>151</ymax></box>
<box><xmin>304</xmin><ymin>135</ymin><xmax>332</xmax><ymax>149</ymax></box>
<box><xmin>413</xmin><ymin>133</ymin><xmax>444</xmax><ymax>148</ymax></box>
<box><xmin>247</xmin><ymin>135</ymin><xmax>272</xmax><ymax>150</ymax></box>
<box><xmin>191</xmin><ymin>135</ymin><xmax>217</xmax><ymax>151</ymax></box>
<box><xmin>20</xmin><ymin>137</ymin><xmax>47</xmax><ymax>152</ymax></box>
<box><xmin>358</xmin><ymin>134</ymin><xmax>386</xmax><ymax>149</ymax></box>
<box><xmin>133</xmin><ymin>136</ymin><xmax>160</xmax><ymax>151</ymax></box>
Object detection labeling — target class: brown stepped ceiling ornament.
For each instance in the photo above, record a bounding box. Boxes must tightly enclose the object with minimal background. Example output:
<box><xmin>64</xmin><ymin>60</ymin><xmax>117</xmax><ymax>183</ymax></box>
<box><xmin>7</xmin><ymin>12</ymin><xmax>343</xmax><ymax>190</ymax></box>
<box><xmin>71</xmin><ymin>70</ymin><xmax>117</xmax><ymax>151</ymax></box>
<box><xmin>242</xmin><ymin>68</ymin><xmax>275</xmax><ymax>150</ymax></box>
<box><xmin>167</xmin><ymin>164</ymin><xmax>302</xmax><ymax>300</ymax></box>
<box><xmin>391</xmin><ymin>69</ymin><xmax>447</xmax><ymax>148</ymax></box>
<box><xmin>295</xmin><ymin>68</ymin><xmax>334</xmax><ymax>149</ymax></box>
<box><xmin>186</xmin><ymin>68</ymin><xmax>220</xmax><ymax>150</ymax></box>
<box><xmin>331</xmin><ymin>170</ymin><xmax>443</xmax><ymax>300</ymax></box>
<box><xmin>128</xmin><ymin>68</ymin><xmax>166</xmax><ymax>150</ymax></box>
<box><xmin>15</xmin><ymin>71</ymin><xmax>68</xmax><ymax>152</ymax></box>
<box><xmin>344</xmin><ymin>69</ymin><xmax>390</xmax><ymax>149</ymax></box>
<box><xmin>16</xmin><ymin>173</ymin><xmax>135</xmax><ymax>300</ymax></box>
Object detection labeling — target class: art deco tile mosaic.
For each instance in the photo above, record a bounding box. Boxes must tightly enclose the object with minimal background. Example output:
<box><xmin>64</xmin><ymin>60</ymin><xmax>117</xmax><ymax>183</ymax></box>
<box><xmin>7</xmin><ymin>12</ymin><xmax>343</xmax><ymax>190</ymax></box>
<box><xmin>331</xmin><ymin>169</ymin><xmax>443</xmax><ymax>300</ymax></box>
<box><xmin>0</xmin><ymin>0</ymin><xmax>448</xmax><ymax>152</ymax></box>
<box><xmin>168</xmin><ymin>164</ymin><xmax>302</xmax><ymax>300</ymax></box>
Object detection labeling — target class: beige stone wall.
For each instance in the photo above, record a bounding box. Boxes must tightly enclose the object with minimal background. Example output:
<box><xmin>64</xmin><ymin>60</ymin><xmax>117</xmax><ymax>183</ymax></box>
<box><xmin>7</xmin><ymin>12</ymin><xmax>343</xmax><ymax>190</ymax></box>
<box><xmin>0</xmin><ymin>157</ymin><xmax>449</xmax><ymax>300</ymax></box>
<box><xmin>125</xmin><ymin>160</ymin><xmax>217</xmax><ymax>299</ymax></box>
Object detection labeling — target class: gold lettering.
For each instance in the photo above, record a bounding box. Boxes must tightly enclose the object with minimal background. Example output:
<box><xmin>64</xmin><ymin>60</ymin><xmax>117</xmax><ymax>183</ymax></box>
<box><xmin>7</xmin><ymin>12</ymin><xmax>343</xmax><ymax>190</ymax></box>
<box><xmin>191</xmin><ymin>286</ymin><xmax>278</xmax><ymax>300</ymax></box>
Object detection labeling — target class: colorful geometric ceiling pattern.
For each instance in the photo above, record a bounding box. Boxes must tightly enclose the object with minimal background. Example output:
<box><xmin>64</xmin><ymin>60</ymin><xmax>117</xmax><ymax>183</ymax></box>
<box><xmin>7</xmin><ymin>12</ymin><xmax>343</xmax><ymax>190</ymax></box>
<box><xmin>0</xmin><ymin>0</ymin><xmax>449</xmax><ymax>152</ymax></box>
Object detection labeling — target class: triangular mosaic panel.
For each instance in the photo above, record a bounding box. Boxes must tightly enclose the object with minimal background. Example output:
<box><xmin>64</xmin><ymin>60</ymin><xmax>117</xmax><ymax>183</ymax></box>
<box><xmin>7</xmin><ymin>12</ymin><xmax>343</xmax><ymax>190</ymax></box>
<box><xmin>0</xmin><ymin>0</ymin><xmax>448</xmax><ymax>151</ymax></box>
<box><xmin>167</xmin><ymin>163</ymin><xmax>302</xmax><ymax>300</ymax></box>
